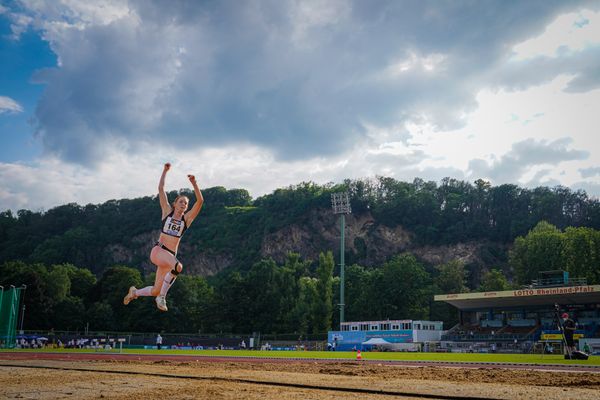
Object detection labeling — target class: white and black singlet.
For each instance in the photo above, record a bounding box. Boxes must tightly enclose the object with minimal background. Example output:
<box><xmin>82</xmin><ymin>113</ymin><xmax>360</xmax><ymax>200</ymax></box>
<box><xmin>161</xmin><ymin>211</ymin><xmax>188</xmax><ymax>238</ymax></box>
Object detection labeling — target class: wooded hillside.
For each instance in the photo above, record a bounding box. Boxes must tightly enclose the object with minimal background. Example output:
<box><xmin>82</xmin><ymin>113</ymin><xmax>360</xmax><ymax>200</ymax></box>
<box><xmin>1</xmin><ymin>177</ymin><xmax>599</xmax><ymax>333</ymax></box>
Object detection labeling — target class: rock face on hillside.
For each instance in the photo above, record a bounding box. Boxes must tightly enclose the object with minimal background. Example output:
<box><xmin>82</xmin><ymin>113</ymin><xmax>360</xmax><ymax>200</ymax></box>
<box><xmin>260</xmin><ymin>210</ymin><xmax>412</xmax><ymax>265</ymax></box>
<box><xmin>100</xmin><ymin>209</ymin><xmax>505</xmax><ymax>277</ymax></box>
<box><xmin>259</xmin><ymin>209</ymin><xmax>493</xmax><ymax>269</ymax></box>
<box><xmin>411</xmin><ymin>242</ymin><xmax>481</xmax><ymax>266</ymax></box>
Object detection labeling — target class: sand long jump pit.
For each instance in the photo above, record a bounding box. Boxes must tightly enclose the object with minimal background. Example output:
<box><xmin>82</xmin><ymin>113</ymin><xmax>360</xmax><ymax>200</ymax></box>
<box><xmin>1</xmin><ymin>352</ymin><xmax>600</xmax><ymax>399</ymax></box>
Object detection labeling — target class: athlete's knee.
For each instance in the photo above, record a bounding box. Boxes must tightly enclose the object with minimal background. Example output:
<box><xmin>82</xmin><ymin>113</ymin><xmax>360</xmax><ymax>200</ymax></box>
<box><xmin>172</xmin><ymin>261</ymin><xmax>183</xmax><ymax>274</ymax></box>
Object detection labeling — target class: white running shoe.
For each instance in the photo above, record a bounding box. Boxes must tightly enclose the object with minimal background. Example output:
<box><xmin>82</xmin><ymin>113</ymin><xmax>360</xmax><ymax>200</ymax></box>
<box><xmin>123</xmin><ymin>286</ymin><xmax>137</xmax><ymax>305</ymax></box>
<box><xmin>155</xmin><ymin>295</ymin><xmax>168</xmax><ymax>312</ymax></box>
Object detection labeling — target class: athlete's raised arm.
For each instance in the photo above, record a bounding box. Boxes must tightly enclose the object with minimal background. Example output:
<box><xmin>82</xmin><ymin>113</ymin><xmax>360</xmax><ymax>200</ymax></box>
<box><xmin>158</xmin><ymin>163</ymin><xmax>172</xmax><ymax>217</ymax></box>
<box><xmin>184</xmin><ymin>174</ymin><xmax>204</xmax><ymax>226</ymax></box>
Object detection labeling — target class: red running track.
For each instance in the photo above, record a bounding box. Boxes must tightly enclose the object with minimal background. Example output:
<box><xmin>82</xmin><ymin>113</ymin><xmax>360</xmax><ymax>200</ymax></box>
<box><xmin>1</xmin><ymin>351</ymin><xmax>599</xmax><ymax>373</ymax></box>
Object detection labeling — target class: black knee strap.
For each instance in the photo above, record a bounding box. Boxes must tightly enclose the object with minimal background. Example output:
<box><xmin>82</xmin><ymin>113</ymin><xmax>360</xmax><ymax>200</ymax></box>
<box><xmin>171</xmin><ymin>262</ymin><xmax>181</xmax><ymax>275</ymax></box>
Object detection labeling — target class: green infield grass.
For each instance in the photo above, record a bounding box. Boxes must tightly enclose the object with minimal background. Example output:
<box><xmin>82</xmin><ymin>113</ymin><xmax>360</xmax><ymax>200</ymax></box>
<box><xmin>3</xmin><ymin>348</ymin><xmax>598</xmax><ymax>365</ymax></box>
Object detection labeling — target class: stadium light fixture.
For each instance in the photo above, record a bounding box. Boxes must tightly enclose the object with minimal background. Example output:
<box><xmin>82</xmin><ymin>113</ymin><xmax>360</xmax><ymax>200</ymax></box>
<box><xmin>331</xmin><ymin>192</ymin><xmax>351</xmax><ymax>326</ymax></box>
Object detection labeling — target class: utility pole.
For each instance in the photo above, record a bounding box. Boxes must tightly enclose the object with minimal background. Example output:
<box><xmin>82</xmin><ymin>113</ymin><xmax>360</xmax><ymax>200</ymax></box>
<box><xmin>331</xmin><ymin>192</ymin><xmax>351</xmax><ymax>326</ymax></box>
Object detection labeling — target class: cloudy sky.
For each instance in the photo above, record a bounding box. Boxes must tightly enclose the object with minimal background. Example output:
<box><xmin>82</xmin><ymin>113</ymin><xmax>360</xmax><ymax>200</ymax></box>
<box><xmin>0</xmin><ymin>0</ymin><xmax>599</xmax><ymax>212</ymax></box>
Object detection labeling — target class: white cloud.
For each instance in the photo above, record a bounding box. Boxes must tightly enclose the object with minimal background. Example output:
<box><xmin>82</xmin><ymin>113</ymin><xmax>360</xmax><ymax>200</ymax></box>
<box><xmin>512</xmin><ymin>9</ymin><xmax>600</xmax><ymax>60</ymax></box>
<box><xmin>467</xmin><ymin>137</ymin><xmax>588</xmax><ymax>184</ymax></box>
<box><xmin>289</xmin><ymin>0</ymin><xmax>352</xmax><ymax>47</ymax></box>
<box><xmin>0</xmin><ymin>133</ymin><xmax>453</xmax><ymax>212</ymax></box>
<box><xmin>0</xmin><ymin>96</ymin><xmax>23</xmax><ymax>114</ymax></box>
<box><xmin>580</xmin><ymin>166</ymin><xmax>600</xmax><ymax>179</ymax></box>
<box><xmin>3</xmin><ymin>0</ymin><xmax>587</xmax><ymax>166</ymax></box>
<box><xmin>402</xmin><ymin>72</ymin><xmax>599</xmax><ymax>190</ymax></box>
<box><xmin>2</xmin><ymin>1</ymin><xmax>600</xmax><ymax>210</ymax></box>
<box><xmin>383</xmin><ymin>52</ymin><xmax>447</xmax><ymax>76</ymax></box>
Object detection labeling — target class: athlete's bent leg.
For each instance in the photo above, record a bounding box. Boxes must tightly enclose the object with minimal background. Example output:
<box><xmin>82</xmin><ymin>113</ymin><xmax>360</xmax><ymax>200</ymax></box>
<box><xmin>160</xmin><ymin>262</ymin><xmax>183</xmax><ymax>297</ymax></box>
<box><xmin>156</xmin><ymin>263</ymin><xmax>183</xmax><ymax>312</ymax></box>
<box><xmin>136</xmin><ymin>286</ymin><xmax>154</xmax><ymax>296</ymax></box>
<box><xmin>149</xmin><ymin>246</ymin><xmax>181</xmax><ymax>311</ymax></box>
<box><xmin>123</xmin><ymin>285</ymin><xmax>154</xmax><ymax>305</ymax></box>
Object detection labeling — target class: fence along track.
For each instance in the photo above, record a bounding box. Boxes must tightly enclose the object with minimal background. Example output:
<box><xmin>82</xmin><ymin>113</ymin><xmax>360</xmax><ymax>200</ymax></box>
<box><xmin>0</xmin><ymin>363</ymin><xmax>498</xmax><ymax>400</ymax></box>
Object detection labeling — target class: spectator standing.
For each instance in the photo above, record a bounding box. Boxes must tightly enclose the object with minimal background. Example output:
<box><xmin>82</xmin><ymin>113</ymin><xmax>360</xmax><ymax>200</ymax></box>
<box><xmin>561</xmin><ymin>313</ymin><xmax>576</xmax><ymax>355</ymax></box>
<box><xmin>156</xmin><ymin>334</ymin><xmax>163</xmax><ymax>350</ymax></box>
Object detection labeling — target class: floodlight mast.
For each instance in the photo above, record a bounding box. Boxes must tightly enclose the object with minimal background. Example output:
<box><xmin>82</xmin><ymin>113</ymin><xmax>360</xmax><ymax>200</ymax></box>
<box><xmin>331</xmin><ymin>192</ymin><xmax>351</xmax><ymax>327</ymax></box>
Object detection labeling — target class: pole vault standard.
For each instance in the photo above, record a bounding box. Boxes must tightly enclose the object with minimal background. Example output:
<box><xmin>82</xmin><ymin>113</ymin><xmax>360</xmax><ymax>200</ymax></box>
<box><xmin>331</xmin><ymin>192</ymin><xmax>351</xmax><ymax>327</ymax></box>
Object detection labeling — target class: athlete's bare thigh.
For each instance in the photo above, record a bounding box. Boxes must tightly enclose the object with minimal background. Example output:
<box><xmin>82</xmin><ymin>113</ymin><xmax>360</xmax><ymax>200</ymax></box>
<box><xmin>150</xmin><ymin>246</ymin><xmax>179</xmax><ymax>292</ymax></box>
<box><xmin>151</xmin><ymin>245</ymin><xmax>178</xmax><ymax>270</ymax></box>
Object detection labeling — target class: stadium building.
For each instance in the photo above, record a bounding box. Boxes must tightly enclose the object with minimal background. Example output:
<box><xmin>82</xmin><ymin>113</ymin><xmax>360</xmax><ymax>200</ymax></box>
<box><xmin>328</xmin><ymin>319</ymin><xmax>443</xmax><ymax>351</ymax></box>
<box><xmin>435</xmin><ymin>271</ymin><xmax>600</xmax><ymax>353</ymax></box>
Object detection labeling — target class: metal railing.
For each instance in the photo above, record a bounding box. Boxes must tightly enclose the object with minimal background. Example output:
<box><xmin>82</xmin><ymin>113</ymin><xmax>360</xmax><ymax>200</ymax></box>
<box><xmin>528</xmin><ymin>277</ymin><xmax>587</xmax><ymax>288</ymax></box>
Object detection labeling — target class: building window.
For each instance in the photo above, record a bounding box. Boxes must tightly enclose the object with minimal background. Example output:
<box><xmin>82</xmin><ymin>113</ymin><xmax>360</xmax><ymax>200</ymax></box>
<box><xmin>360</xmin><ymin>324</ymin><xmax>369</xmax><ymax>331</ymax></box>
<box><xmin>370</xmin><ymin>325</ymin><xmax>379</xmax><ymax>331</ymax></box>
<box><xmin>351</xmin><ymin>325</ymin><xmax>358</xmax><ymax>331</ymax></box>
<box><xmin>391</xmin><ymin>324</ymin><xmax>399</xmax><ymax>330</ymax></box>
<box><xmin>341</xmin><ymin>325</ymin><xmax>349</xmax><ymax>331</ymax></box>
<box><xmin>381</xmin><ymin>323</ymin><xmax>390</xmax><ymax>330</ymax></box>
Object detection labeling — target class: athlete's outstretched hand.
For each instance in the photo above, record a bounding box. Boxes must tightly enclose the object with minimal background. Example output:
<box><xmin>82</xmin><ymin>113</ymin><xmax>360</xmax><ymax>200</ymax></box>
<box><xmin>187</xmin><ymin>174</ymin><xmax>196</xmax><ymax>185</ymax></box>
<box><xmin>164</xmin><ymin>162</ymin><xmax>171</xmax><ymax>172</ymax></box>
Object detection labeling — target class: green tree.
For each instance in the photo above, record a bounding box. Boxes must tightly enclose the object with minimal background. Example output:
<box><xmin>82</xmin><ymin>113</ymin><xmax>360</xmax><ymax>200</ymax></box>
<box><xmin>431</xmin><ymin>260</ymin><xmax>469</xmax><ymax>328</ymax></box>
<box><xmin>0</xmin><ymin>261</ymin><xmax>54</xmax><ymax>329</ymax></box>
<box><xmin>478</xmin><ymin>269</ymin><xmax>510</xmax><ymax>292</ymax></box>
<box><xmin>278</xmin><ymin>253</ymin><xmax>310</xmax><ymax>333</ymax></box>
<box><xmin>86</xmin><ymin>301</ymin><xmax>116</xmax><ymax>331</ymax></box>
<box><xmin>66</xmin><ymin>265</ymin><xmax>97</xmax><ymax>300</ymax></box>
<box><xmin>92</xmin><ymin>265</ymin><xmax>143</xmax><ymax>308</ymax></box>
<box><xmin>342</xmin><ymin>264</ymin><xmax>377</xmax><ymax>322</ymax></box>
<box><xmin>52</xmin><ymin>296</ymin><xmax>86</xmax><ymax>331</ymax></box>
<box><xmin>372</xmin><ymin>253</ymin><xmax>431</xmax><ymax>320</ymax></box>
<box><xmin>46</xmin><ymin>264</ymin><xmax>72</xmax><ymax>303</ymax></box>
<box><xmin>245</xmin><ymin>258</ymin><xmax>282</xmax><ymax>333</ymax></box>
<box><xmin>312</xmin><ymin>251</ymin><xmax>334</xmax><ymax>333</ymax></box>
<box><xmin>563</xmin><ymin>227</ymin><xmax>599</xmax><ymax>283</ymax></box>
<box><xmin>293</xmin><ymin>276</ymin><xmax>318</xmax><ymax>335</ymax></box>
<box><xmin>170</xmin><ymin>275</ymin><xmax>215</xmax><ymax>332</ymax></box>
<box><xmin>213</xmin><ymin>271</ymin><xmax>251</xmax><ymax>333</ymax></box>
<box><xmin>434</xmin><ymin>260</ymin><xmax>469</xmax><ymax>294</ymax></box>
<box><xmin>91</xmin><ymin>265</ymin><xmax>144</xmax><ymax>329</ymax></box>
<box><xmin>31</xmin><ymin>227</ymin><xmax>95</xmax><ymax>267</ymax></box>
<box><xmin>510</xmin><ymin>221</ymin><xmax>565</xmax><ymax>284</ymax></box>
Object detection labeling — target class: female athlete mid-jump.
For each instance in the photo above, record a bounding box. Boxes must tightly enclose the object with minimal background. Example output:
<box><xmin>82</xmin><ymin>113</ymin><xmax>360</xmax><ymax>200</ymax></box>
<box><xmin>123</xmin><ymin>162</ymin><xmax>204</xmax><ymax>311</ymax></box>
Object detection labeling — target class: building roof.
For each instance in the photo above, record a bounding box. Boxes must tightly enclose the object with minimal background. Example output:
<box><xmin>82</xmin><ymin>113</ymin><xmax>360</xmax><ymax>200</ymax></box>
<box><xmin>434</xmin><ymin>285</ymin><xmax>600</xmax><ymax>310</ymax></box>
